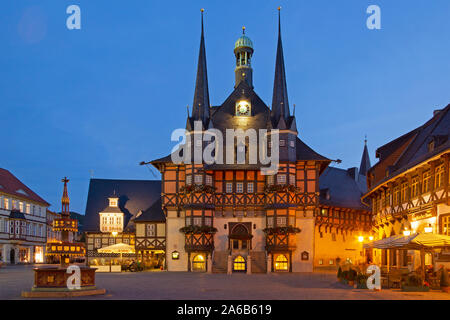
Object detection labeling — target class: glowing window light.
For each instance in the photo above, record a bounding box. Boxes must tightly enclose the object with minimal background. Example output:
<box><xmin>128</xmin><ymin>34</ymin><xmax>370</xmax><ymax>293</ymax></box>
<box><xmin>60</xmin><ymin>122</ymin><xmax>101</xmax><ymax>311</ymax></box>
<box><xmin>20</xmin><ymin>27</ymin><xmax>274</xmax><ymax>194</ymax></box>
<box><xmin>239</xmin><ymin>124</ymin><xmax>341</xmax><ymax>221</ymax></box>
<box><xmin>424</xmin><ymin>224</ymin><xmax>433</xmax><ymax>233</ymax></box>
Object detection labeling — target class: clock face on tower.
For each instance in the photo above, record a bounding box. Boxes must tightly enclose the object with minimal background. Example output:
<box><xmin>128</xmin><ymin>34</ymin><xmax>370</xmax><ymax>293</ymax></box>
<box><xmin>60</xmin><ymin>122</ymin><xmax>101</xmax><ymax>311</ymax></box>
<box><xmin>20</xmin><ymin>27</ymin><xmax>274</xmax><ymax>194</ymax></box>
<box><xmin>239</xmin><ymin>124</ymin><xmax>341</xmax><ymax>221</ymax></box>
<box><xmin>236</xmin><ymin>100</ymin><xmax>251</xmax><ymax>116</ymax></box>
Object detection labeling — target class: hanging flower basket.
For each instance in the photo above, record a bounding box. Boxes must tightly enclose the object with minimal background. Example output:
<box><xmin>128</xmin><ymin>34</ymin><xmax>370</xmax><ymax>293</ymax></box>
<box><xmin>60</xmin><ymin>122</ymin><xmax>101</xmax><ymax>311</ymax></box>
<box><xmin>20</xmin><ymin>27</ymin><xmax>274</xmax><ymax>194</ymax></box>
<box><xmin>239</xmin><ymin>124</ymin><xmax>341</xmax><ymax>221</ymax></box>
<box><xmin>264</xmin><ymin>184</ymin><xmax>299</xmax><ymax>193</ymax></box>
<box><xmin>179</xmin><ymin>225</ymin><xmax>218</xmax><ymax>234</ymax></box>
<box><xmin>180</xmin><ymin>184</ymin><xmax>216</xmax><ymax>194</ymax></box>
<box><xmin>262</xmin><ymin>226</ymin><xmax>301</xmax><ymax>235</ymax></box>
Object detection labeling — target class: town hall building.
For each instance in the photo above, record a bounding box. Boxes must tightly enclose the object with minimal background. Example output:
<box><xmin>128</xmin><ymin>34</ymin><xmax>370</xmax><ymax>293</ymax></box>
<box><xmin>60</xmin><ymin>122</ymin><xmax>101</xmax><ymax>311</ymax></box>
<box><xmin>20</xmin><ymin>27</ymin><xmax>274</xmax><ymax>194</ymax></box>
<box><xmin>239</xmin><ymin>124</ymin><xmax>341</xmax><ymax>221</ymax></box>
<box><xmin>83</xmin><ymin>10</ymin><xmax>372</xmax><ymax>273</ymax></box>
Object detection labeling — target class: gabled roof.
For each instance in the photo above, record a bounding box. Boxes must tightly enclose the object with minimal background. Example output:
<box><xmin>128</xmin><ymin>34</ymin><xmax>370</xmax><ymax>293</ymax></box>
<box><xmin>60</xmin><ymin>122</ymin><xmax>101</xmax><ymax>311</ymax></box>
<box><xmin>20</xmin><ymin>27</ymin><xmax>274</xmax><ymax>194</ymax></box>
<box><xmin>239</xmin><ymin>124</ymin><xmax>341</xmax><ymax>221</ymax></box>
<box><xmin>319</xmin><ymin>167</ymin><xmax>369</xmax><ymax>211</ymax></box>
<box><xmin>83</xmin><ymin>179</ymin><xmax>161</xmax><ymax>232</ymax></box>
<box><xmin>0</xmin><ymin>168</ymin><xmax>49</xmax><ymax>206</ymax></box>
<box><xmin>368</xmin><ymin>104</ymin><xmax>450</xmax><ymax>190</ymax></box>
<box><xmin>134</xmin><ymin>198</ymin><xmax>165</xmax><ymax>223</ymax></box>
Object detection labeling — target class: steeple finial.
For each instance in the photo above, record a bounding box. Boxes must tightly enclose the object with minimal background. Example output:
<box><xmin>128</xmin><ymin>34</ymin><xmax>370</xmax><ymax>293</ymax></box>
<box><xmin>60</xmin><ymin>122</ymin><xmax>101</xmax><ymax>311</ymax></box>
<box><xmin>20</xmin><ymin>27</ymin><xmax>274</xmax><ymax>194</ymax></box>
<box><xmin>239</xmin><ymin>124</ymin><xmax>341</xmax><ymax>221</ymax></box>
<box><xmin>271</xmin><ymin>6</ymin><xmax>290</xmax><ymax>126</ymax></box>
<box><xmin>242</xmin><ymin>26</ymin><xmax>246</xmax><ymax>34</ymax></box>
<box><xmin>191</xmin><ymin>8</ymin><xmax>210</xmax><ymax>128</ymax></box>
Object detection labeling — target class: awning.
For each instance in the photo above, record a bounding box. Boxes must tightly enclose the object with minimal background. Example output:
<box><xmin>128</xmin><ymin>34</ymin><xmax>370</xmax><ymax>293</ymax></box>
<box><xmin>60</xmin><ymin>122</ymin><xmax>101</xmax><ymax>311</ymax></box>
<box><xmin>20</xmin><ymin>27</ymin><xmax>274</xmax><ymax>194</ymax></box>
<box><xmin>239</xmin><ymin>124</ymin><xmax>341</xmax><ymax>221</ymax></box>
<box><xmin>363</xmin><ymin>235</ymin><xmax>404</xmax><ymax>249</ymax></box>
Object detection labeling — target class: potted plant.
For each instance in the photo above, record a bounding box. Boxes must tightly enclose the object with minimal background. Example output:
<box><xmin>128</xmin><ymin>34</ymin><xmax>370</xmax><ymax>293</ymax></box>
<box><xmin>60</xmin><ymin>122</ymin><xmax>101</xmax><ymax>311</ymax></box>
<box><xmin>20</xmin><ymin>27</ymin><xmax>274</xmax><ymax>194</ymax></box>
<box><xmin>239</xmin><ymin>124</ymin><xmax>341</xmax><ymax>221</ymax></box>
<box><xmin>341</xmin><ymin>270</ymin><xmax>349</xmax><ymax>284</ymax></box>
<box><xmin>337</xmin><ymin>266</ymin><xmax>343</xmax><ymax>281</ymax></box>
<box><xmin>440</xmin><ymin>266</ymin><xmax>450</xmax><ymax>293</ymax></box>
<box><xmin>347</xmin><ymin>269</ymin><xmax>357</xmax><ymax>287</ymax></box>
<box><xmin>356</xmin><ymin>273</ymin><xmax>368</xmax><ymax>289</ymax></box>
<box><xmin>401</xmin><ymin>274</ymin><xmax>430</xmax><ymax>292</ymax></box>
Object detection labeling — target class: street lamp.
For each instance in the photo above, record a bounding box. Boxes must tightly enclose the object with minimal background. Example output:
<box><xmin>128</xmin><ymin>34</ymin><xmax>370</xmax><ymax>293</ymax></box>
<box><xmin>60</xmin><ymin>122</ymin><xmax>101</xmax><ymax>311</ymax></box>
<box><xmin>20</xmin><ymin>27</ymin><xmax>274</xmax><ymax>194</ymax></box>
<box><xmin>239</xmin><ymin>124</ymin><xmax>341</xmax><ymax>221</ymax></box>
<box><xmin>358</xmin><ymin>236</ymin><xmax>364</xmax><ymax>243</ymax></box>
<box><xmin>403</xmin><ymin>228</ymin><xmax>411</xmax><ymax>236</ymax></box>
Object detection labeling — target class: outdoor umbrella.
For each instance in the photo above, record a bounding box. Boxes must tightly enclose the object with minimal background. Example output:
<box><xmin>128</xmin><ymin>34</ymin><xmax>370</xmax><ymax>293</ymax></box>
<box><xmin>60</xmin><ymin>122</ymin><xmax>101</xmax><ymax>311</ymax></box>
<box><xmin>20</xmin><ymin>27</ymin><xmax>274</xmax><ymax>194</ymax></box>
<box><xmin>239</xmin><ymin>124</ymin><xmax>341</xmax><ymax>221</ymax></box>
<box><xmin>98</xmin><ymin>243</ymin><xmax>135</xmax><ymax>262</ymax></box>
<box><xmin>388</xmin><ymin>233</ymin><xmax>450</xmax><ymax>250</ymax></box>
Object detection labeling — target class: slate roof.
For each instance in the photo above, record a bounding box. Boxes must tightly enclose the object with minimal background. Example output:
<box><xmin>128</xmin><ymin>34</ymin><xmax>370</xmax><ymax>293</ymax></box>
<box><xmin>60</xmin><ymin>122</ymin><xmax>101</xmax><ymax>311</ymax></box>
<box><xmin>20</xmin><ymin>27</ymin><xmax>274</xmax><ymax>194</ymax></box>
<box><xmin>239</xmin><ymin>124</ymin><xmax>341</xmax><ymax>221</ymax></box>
<box><xmin>0</xmin><ymin>168</ymin><xmax>49</xmax><ymax>206</ymax></box>
<box><xmin>319</xmin><ymin>167</ymin><xmax>369</xmax><ymax>211</ymax></box>
<box><xmin>190</xmin><ymin>10</ymin><xmax>210</xmax><ymax>129</ymax></box>
<box><xmin>134</xmin><ymin>198</ymin><xmax>165</xmax><ymax>223</ymax></box>
<box><xmin>367</xmin><ymin>104</ymin><xmax>450</xmax><ymax>191</ymax></box>
<box><xmin>83</xmin><ymin>179</ymin><xmax>161</xmax><ymax>232</ymax></box>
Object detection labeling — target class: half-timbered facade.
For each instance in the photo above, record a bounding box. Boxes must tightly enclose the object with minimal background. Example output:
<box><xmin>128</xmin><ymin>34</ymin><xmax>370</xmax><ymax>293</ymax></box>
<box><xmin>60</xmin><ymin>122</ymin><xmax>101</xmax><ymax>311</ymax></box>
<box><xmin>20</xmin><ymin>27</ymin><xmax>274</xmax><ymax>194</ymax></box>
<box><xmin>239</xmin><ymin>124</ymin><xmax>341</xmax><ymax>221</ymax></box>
<box><xmin>134</xmin><ymin>199</ymin><xmax>166</xmax><ymax>269</ymax></box>
<box><xmin>150</xmin><ymin>11</ymin><xmax>334</xmax><ymax>273</ymax></box>
<box><xmin>362</xmin><ymin>105</ymin><xmax>450</xmax><ymax>268</ymax></box>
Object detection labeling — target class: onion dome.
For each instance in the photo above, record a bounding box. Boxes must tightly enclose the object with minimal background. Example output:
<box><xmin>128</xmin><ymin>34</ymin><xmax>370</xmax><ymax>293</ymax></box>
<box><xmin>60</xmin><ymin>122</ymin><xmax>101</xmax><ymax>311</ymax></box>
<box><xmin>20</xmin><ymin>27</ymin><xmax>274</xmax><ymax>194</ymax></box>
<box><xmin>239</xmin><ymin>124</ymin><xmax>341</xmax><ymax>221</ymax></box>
<box><xmin>234</xmin><ymin>29</ymin><xmax>253</xmax><ymax>50</ymax></box>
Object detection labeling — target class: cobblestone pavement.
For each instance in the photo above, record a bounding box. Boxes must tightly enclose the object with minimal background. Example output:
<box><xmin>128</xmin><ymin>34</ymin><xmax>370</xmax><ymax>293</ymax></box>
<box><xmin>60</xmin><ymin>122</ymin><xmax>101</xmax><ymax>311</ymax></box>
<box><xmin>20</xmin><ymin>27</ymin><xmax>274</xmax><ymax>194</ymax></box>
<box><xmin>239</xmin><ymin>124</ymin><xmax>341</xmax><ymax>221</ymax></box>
<box><xmin>1</xmin><ymin>264</ymin><xmax>450</xmax><ymax>300</ymax></box>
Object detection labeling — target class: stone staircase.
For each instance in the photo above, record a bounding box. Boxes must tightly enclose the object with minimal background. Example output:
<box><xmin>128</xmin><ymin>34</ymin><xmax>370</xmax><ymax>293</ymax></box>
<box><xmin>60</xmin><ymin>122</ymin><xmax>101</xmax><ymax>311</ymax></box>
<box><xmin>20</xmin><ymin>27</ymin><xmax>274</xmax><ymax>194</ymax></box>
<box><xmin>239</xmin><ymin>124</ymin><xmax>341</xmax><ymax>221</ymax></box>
<box><xmin>250</xmin><ymin>251</ymin><xmax>267</xmax><ymax>273</ymax></box>
<box><xmin>212</xmin><ymin>251</ymin><xmax>228</xmax><ymax>273</ymax></box>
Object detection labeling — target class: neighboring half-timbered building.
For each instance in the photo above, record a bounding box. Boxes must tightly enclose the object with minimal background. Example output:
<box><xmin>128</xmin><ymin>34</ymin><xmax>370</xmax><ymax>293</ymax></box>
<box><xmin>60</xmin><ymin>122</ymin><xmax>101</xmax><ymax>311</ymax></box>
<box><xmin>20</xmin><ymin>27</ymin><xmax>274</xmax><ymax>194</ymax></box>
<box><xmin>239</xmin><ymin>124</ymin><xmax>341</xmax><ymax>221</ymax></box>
<box><xmin>315</xmin><ymin>143</ymin><xmax>372</xmax><ymax>269</ymax></box>
<box><xmin>134</xmin><ymin>199</ymin><xmax>166</xmax><ymax>269</ymax></box>
<box><xmin>83</xmin><ymin>179</ymin><xmax>161</xmax><ymax>267</ymax></box>
<box><xmin>362</xmin><ymin>105</ymin><xmax>450</xmax><ymax>269</ymax></box>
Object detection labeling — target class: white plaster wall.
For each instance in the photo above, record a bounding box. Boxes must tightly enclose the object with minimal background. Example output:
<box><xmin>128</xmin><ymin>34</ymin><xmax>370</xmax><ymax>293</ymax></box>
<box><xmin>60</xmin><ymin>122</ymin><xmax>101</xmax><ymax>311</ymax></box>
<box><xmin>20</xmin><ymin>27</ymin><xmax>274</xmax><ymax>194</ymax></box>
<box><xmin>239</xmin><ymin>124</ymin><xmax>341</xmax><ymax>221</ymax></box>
<box><xmin>292</xmin><ymin>210</ymin><xmax>314</xmax><ymax>272</ymax></box>
<box><xmin>165</xmin><ymin>210</ymin><xmax>188</xmax><ymax>271</ymax></box>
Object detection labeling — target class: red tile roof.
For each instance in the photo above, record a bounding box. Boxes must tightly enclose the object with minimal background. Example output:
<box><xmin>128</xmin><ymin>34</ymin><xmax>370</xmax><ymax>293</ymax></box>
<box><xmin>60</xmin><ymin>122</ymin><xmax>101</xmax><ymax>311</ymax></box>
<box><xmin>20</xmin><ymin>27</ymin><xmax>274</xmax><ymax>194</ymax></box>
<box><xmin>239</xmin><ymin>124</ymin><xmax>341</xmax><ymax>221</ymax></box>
<box><xmin>0</xmin><ymin>168</ymin><xmax>49</xmax><ymax>206</ymax></box>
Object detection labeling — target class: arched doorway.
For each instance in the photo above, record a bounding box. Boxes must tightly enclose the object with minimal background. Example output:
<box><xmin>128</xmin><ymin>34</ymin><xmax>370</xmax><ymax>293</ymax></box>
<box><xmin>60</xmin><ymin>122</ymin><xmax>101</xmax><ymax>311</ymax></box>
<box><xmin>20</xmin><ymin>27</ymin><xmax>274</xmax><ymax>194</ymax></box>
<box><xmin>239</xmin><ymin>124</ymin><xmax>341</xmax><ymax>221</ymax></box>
<box><xmin>229</xmin><ymin>223</ymin><xmax>252</xmax><ymax>250</ymax></box>
<box><xmin>10</xmin><ymin>248</ymin><xmax>15</xmax><ymax>264</ymax></box>
<box><xmin>192</xmin><ymin>254</ymin><xmax>206</xmax><ymax>272</ymax></box>
<box><xmin>274</xmin><ymin>254</ymin><xmax>289</xmax><ymax>271</ymax></box>
<box><xmin>233</xmin><ymin>255</ymin><xmax>246</xmax><ymax>272</ymax></box>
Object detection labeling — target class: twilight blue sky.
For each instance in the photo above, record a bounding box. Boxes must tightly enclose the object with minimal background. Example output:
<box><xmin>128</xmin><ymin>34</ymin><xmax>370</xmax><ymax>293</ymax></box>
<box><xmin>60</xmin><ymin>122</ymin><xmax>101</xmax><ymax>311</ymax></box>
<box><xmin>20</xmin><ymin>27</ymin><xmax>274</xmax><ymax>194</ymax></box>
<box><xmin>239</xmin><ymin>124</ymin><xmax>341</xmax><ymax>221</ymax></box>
<box><xmin>1</xmin><ymin>1</ymin><xmax>449</xmax><ymax>214</ymax></box>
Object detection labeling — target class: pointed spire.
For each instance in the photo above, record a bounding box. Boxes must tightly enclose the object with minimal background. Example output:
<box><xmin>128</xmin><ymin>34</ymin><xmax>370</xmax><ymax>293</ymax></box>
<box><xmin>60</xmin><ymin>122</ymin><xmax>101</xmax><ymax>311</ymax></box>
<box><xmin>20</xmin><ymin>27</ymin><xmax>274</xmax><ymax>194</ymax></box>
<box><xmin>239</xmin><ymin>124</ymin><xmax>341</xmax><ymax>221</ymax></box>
<box><xmin>61</xmin><ymin>177</ymin><xmax>70</xmax><ymax>217</ymax></box>
<box><xmin>271</xmin><ymin>7</ymin><xmax>290</xmax><ymax>126</ymax></box>
<box><xmin>359</xmin><ymin>136</ymin><xmax>371</xmax><ymax>176</ymax></box>
<box><xmin>289</xmin><ymin>103</ymin><xmax>298</xmax><ymax>132</ymax></box>
<box><xmin>191</xmin><ymin>8</ymin><xmax>210</xmax><ymax>128</ymax></box>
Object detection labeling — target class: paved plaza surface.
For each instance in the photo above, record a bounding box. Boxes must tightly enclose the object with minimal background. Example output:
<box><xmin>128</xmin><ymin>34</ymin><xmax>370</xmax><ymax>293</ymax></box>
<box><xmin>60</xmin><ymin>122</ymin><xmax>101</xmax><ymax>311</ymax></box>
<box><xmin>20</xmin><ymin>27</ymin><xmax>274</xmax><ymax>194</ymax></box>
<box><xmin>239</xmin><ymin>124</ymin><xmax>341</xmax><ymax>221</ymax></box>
<box><xmin>1</xmin><ymin>264</ymin><xmax>450</xmax><ymax>300</ymax></box>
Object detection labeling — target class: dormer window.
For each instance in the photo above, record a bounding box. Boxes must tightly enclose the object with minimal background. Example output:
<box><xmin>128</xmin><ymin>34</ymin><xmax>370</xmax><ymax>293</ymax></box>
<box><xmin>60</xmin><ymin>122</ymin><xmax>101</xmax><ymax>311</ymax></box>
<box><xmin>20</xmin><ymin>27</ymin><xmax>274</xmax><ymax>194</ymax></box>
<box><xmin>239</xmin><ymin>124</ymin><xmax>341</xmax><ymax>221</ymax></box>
<box><xmin>428</xmin><ymin>140</ymin><xmax>435</xmax><ymax>152</ymax></box>
<box><xmin>100</xmin><ymin>196</ymin><xmax>124</xmax><ymax>233</ymax></box>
